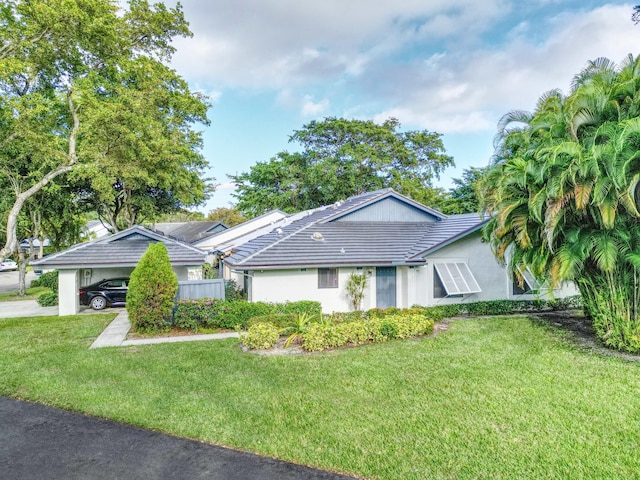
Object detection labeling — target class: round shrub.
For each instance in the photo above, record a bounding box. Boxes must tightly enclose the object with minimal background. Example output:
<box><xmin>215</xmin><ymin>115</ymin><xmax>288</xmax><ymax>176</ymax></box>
<box><xmin>37</xmin><ymin>290</ymin><xmax>58</xmax><ymax>306</ymax></box>
<box><xmin>127</xmin><ymin>242</ymin><xmax>178</xmax><ymax>333</ymax></box>
<box><xmin>240</xmin><ymin>322</ymin><xmax>279</xmax><ymax>350</ymax></box>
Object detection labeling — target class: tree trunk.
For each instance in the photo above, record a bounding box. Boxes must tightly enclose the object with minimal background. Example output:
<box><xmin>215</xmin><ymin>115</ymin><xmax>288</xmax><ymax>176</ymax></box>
<box><xmin>577</xmin><ymin>268</ymin><xmax>640</xmax><ymax>353</ymax></box>
<box><xmin>17</xmin><ymin>249</ymin><xmax>27</xmax><ymax>296</ymax></box>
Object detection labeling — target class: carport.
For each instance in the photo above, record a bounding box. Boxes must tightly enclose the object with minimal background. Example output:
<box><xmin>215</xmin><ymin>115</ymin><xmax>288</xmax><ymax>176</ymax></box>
<box><xmin>31</xmin><ymin>226</ymin><xmax>207</xmax><ymax>316</ymax></box>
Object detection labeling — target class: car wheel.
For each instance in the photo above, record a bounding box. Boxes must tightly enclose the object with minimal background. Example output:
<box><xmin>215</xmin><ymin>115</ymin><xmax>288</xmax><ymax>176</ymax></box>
<box><xmin>90</xmin><ymin>296</ymin><xmax>107</xmax><ymax>310</ymax></box>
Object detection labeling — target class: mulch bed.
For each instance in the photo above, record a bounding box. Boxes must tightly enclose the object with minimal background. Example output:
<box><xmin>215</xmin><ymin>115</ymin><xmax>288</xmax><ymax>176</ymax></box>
<box><xmin>530</xmin><ymin>310</ymin><xmax>640</xmax><ymax>362</ymax></box>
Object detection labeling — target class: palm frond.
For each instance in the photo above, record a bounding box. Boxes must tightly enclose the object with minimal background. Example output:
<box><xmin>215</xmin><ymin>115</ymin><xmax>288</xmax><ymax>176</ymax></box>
<box><xmin>591</xmin><ymin>232</ymin><xmax>619</xmax><ymax>272</ymax></box>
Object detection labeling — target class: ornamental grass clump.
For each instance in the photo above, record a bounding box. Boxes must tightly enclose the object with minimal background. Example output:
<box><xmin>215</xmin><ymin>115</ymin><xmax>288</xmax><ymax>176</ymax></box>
<box><xmin>127</xmin><ymin>242</ymin><xmax>178</xmax><ymax>333</ymax></box>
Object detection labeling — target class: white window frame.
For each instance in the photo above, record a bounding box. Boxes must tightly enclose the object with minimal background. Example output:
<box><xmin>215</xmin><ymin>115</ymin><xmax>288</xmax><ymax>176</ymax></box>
<box><xmin>318</xmin><ymin>267</ymin><xmax>338</xmax><ymax>289</ymax></box>
<box><xmin>512</xmin><ymin>267</ymin><xmax>540</xmax><ymax>295</ymax></box>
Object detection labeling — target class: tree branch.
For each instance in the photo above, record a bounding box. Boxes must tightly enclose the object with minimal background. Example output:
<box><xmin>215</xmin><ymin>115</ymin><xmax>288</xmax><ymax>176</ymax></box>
<box><xmin>0</xmin><ymin>90</ymin><xmax>81</xmax><ymax>258</ymax></box>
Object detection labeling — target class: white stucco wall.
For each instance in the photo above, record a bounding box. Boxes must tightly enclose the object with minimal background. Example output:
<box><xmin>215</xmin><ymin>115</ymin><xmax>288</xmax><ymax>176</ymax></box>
<box><xmin>78</xmin><ymin>266</ymin><xmax>194</xmax><ymax>287</ymax></box>
<box><xmin>58</xmin><ymin>269</ymin><xmax>80</xmax><ymax>316</ymax></box>
<box><xmin>419</xmin><ymin>232</ymin><xmax>578</xmax><ymax>306</ymax></box>
<box><xmin>250</xmin><ymin>267</ymin><xmax>378</xmax><ymax>313</ymax></box>
<box><xmin>79</xmin><ymin>268</ymin><xmax>134</xmax><ymax>287</ymax></box>
<box><xmin>246</xmin><ymin>232</ymin><xmax>578</xmax><ymax>312</ymax></box>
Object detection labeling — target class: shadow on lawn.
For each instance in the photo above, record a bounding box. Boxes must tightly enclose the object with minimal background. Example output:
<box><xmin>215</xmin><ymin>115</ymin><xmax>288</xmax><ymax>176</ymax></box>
<box><xmin>531</xmin><ymin>310</ymin><xmax>640</xmax><ymax>362</ymax></box>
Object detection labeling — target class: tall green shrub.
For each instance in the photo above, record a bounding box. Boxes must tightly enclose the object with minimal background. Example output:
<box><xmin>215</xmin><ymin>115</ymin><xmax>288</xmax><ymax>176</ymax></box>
<box><xmin>127</xmin><ymin>242</ymin><xmax>178</xmax><ymax>333</ymax></box>
<box><xmin>30</xmin><ymin>270</ymin><xmax>58</xmax><ymax>290</ymax></box>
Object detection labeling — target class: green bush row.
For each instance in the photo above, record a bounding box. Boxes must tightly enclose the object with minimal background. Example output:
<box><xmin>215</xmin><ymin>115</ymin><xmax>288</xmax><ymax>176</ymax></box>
<box><xmin>322</xmin><ymin>298</ymin><xmax>582</xmax><ymax>325</ymax></box>
<box><xmin>419</xmin><ymin>296</ymin><xmax>582</xmax><ymax>318</ymax></box>
<box><xmin>237</xmin><ymin>297</ymin><xmax>582</xmax><ymax>351</ymax></box>
<box><xmin>247</xmin><ymin>313</ymin><xmax>299</xmax><ymax>330</ymax></box>
<box><xmin>173</xmin><ymin>299</ymin><xmax>322</xmax><ymax>332</ymax></box>
<box><xmin>302</xmin><ymin>314</ymin><xmax>435</xmax><ymax>352</ymax></box>
<box><xmin>31</xmin><ymin>270</ymin><xmax>58</xmax><ymax>291</ymax></box>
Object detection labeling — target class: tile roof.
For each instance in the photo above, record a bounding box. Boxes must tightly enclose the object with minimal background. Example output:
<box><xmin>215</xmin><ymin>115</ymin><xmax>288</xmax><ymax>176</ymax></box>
<box><xmin>225</xmin><ymin>190</ymin><xmax>488</xmax><ymax>270</ymax></box>
<box><xmin>193</xmin><ymin>210</ymin><xmax>288</xmax><ymax>251</ymax></box>
<box><xmin>152</xmin><ymin>221</ymin><xmax>226</xmax><ymax>244</ymax></box>
<box><xmin>32</xmin><ymin>225</ymin><xmax>206</xmax><ymax>269</ymax></box>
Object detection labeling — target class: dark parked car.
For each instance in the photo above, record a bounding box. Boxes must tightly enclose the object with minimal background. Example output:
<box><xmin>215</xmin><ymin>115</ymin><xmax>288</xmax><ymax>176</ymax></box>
<box><xmin>79</xmin><ymin>278</ymin><xmax>129</xmax><ymax>310</ymax></box>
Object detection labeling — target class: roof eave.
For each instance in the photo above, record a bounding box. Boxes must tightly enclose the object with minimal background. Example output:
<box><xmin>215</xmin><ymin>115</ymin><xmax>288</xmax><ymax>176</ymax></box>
<box><xmin>226</xmin><ymin>258</ymin><xmax>427</xmax><ymax>271</ymax></box>
<box><xmin>410</xmin><ymin>220</ymin><xmax>488</xmax><ymax>259</ymax></box>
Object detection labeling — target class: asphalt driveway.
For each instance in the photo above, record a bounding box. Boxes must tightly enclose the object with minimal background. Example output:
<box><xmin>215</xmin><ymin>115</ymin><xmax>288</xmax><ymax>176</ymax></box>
<box><xmin>0</xmin><ymin>396</ymin><xmax>357</xmax><ymax>480</ymax></box>
<box><xmin>0</xmin><ymin>270</ymin><xmax>36</xmax><ymax>293</ymax></box>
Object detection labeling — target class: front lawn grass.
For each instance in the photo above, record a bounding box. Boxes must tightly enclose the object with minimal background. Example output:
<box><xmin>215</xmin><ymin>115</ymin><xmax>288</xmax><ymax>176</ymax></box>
<box><xmin>0</xmin><ymin>286</ymin><xmax>50</xmax><ymax>301</ymax></box>
<box><xmin>1</xmin><ymin>313</ymin><xmax>640</xmax><ymax>479</ymax></box>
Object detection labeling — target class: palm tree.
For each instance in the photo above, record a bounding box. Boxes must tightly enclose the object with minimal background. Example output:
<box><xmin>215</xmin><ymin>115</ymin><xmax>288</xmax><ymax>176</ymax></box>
<box><xmin>481</xmin><ymin>55</ymin><xmax>640</xmax><ymax>352</ymax></box>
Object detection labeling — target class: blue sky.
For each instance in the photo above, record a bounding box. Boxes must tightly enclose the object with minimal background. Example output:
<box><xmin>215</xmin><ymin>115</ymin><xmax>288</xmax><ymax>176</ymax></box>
<box><xmin>164</xmin><ymin>1</ymin><xmax>639</xmax><ymax>213</ymax></box>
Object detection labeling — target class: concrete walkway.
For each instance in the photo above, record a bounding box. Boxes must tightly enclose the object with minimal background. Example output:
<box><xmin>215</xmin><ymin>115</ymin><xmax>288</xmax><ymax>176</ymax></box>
<box><xmin>90</xmin><ymin>310</ymin><xmax>239</xmax><ymax>349</ymax></box>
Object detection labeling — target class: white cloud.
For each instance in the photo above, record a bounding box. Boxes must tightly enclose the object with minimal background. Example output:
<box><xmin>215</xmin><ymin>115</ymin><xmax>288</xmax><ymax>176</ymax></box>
<box><xmin>370</xmin><ymin>4</ymin><xmax>639</xmax><ymax>134</ymax></box>
<box><xmin>167</xmin><ymin>0</ymin><xmax>511</xmax><ymax>88</ymax></box>
<box><xmin>165</xmin><ymin>1</ymin><xmax>638</xmax><ymax>136</ymax></box>
<box><xmin>301</xmin><ymin>95</ymin><xmax>330</xmax><ymax>117</ymax></box>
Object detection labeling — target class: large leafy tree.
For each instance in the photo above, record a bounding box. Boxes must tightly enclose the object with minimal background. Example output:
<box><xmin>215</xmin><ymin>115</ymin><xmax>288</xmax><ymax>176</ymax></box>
<box><xmin>230</xmin><ymin>117</ymin><xmax>453</xmax><ymax>216</ymax></box>
<box><xmin>481</xmin><ymin>55</ymin><xmax>640</xmax><ymax>352</ymax></box>
<box><xmin>0</xmin><ymin>0</ymin><xmax>209</xmax><ymax>254</ymax></box>
<box><xmin>206</xmin><ymin>207</ymin><xmax>247</xmax><ymax>227</ymax></box>
<box><xmin>447</xmin><ymin>166</ymin><xmax>487</xmax><ymax>214</ymax></box>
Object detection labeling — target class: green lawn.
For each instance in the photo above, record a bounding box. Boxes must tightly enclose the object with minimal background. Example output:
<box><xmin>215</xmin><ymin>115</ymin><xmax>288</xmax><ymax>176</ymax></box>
<box><xmin>0</xmin><ymin>286</ymin><xmax>49</xmax><ymax>301</ymax></box>
<box><xmin>1</xmin><ymin>313</ymin><xmax>639</xmax><ymax>479</ymax></box>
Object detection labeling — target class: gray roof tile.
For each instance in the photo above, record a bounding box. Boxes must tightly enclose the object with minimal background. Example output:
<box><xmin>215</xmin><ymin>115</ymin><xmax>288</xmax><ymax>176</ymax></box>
<box><xmin>32</xmin><ymin>225</ymin><xmax>206</xmax><ymax>269</ymax></box>
<box><xmin>225</xmin><ymin>190</ymin><xmax>488</xmax><ymax>270</ymax></box>
<box><xmin>152</xmin><ymin>221</ymin><xmax>226</xmax><ymax>244</ymax></box>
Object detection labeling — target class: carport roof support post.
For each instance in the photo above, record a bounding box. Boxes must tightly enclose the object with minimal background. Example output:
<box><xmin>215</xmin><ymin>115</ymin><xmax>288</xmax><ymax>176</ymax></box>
<box><xmin>58</xmin><ymin>269</ymin><xmax>79</xmax><ymax>316</ymax></box>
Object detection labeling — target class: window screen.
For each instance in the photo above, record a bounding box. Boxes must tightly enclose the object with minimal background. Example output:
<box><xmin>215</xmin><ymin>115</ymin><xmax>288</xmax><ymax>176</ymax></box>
<box><xmin>318</xmin><ymin>268</ymin><xmax>338</xmax><ymax>288</ymax></box>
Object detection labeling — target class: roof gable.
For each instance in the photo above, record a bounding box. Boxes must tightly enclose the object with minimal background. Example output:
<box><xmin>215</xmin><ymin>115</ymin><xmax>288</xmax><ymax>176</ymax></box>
<box><xmin>32</xmin><ymin>225</ymin><xmax>206</xmax><ymax>269</ymax></box>
<box><xmin>332</xmin><ymin>196</ymin><xmax>440</xmax><ymax>223</ymax></box>
<box><xmin>318</xmin><ymin>189</ymin><xmax>446</xmax><ymax>224</ymax></box>
<box><xmin>109</xmin><ymin>232</ymin><xmax>152</xmax><ymax>243</ymax></box>
<box><xmin>225</xmin><ymin>190</ymin><xmax>486</xmax><ymax>270</ymax></box>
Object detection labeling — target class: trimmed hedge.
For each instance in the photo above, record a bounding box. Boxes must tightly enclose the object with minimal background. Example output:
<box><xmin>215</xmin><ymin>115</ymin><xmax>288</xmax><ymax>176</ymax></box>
<box><xmin>418</xmin><ymin>296</ymin><xmax>582</xmax><ymax>319</ymax></box>
<box><xmin>248</xmin><ymin>314</ymin><xmax>299</xmax><ymax>330</ymax></box>
<box><xmin>173</xmin><ymin>299</ymin><xmax>322</xmax><ymax>332</ymax></box>
<box><xmin>303</xmin><ymin>314</ymin><xmax>435</xmax><ymax>352</ymax></box>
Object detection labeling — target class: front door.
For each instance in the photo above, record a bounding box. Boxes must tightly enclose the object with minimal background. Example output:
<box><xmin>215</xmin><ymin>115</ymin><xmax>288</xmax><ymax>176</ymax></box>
<box><xmin>376</xmin><ymin>267</ymin><xmax>397</xmax><ymax>309</ymax></box>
